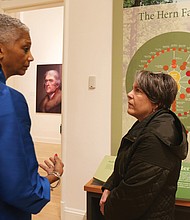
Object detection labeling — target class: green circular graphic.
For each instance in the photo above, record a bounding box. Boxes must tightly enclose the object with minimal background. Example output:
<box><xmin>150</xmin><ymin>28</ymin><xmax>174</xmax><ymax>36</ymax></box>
<box><xmin>126</xmin><ymin>32</ymin><xmax>190</xmax><ymax>131</ymax></box>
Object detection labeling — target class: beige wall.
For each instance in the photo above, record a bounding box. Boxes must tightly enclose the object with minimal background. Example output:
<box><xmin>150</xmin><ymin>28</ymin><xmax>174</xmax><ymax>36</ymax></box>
<box><xmin>111</xmin><ymin>0</ymin><xmax>123</xmax><ymax>155</ymax></box>
<box><xmin>62</xmin><ymin>0</ymin><xmax>113</xmax><ymax>218</ymax></box>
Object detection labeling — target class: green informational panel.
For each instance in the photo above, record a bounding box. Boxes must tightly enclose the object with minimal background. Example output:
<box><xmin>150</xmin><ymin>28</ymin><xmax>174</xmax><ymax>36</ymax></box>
<box><xmin>93</xmin><ymin>155</ymin><xmax>116</xmax><ymax>183</ymax></box>
<box><xmin>176</xmin><ymin>161</ymin><xmax>190</xmax><ymax>201</ymax></box>
<box><xmin>126</xmin><ymin>32</ymin><xmax>190</xmax><ymax>132</ymax></box>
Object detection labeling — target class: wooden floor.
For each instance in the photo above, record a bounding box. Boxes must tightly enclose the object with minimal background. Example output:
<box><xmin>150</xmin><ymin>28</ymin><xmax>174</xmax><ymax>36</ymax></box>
<box><xmin>32</xmin><ymin>142</ymin><xmax>61</xmax><ymax>220</ymax></box>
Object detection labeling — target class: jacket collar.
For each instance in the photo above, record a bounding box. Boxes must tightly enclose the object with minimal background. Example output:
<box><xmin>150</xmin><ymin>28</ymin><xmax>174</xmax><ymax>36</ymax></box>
<box><xmin>124</xmin><ymin>109</ymin><xmax>169</xmax><ymax>142</ymax></box>
<box><xmin>0</xmin><ymin>67</ymin><xmax>6</xmax><ymax>84</ymax></box>
<box><xmin>125</xmin><ymin>109</ymin><xmax>188</xmax><ymax>160</ymax></box>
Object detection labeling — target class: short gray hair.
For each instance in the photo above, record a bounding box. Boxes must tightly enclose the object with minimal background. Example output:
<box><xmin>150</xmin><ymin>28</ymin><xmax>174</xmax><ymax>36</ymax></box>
<box><xmin>135</xmin><ymin>70</ymin><xmax>178</xmax><ymax>109</ymax></box>
<box><xmin>0</xmin><ymin>13</ymin><xmax>29</xmax><ymax>44</ymax></box>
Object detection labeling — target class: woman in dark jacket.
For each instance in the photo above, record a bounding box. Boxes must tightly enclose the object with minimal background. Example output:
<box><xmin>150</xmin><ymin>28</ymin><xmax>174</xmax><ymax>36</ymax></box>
<box><xmin>100</xmin><ymin>70</ymin><xmax>188</xmax><ymax>220</ymax></box>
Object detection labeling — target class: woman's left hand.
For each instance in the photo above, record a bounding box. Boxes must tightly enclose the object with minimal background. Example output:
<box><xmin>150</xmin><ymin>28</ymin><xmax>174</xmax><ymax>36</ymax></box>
<box><xmin>39</xmin><ymin>157</ymin><xmax>55</xmax><ymax>174</ymax></box>
<box><xmin>39</xmin><ymin>154</ymin><xmax>64</xmax><ymax>184</ymax></box>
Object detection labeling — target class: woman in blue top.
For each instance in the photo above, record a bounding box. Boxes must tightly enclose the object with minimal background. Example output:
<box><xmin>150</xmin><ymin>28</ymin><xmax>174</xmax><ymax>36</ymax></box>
<box><xmin>0</xmin><ymin>14</ymin><xmax>64</xmax><ymax>219</ymax></box>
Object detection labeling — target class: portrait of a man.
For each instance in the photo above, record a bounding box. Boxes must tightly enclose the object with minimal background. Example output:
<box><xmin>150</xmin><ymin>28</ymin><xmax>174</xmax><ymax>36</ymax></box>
<box><xmin>36</xmin><ymin>64</ymin><xmax>62</xmax><ymax>114</ymax></box>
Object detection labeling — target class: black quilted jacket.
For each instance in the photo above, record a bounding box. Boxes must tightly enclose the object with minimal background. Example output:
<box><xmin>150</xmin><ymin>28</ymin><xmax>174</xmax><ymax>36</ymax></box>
<box><xmin>103</xmin><ymin>109</ymin><xmax>188</xmax><ymax>220</ymax></box>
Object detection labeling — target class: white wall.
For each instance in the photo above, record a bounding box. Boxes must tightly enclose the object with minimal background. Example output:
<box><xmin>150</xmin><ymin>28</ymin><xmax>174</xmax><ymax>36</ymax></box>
<box><xmin>7</xmin><ymin>6</ymin><xmax>64</xmax><ymax>144</ymax></box>
<box><xmin>61</xmin><ymin>0</ymin><xmax>113</xmax><ymax>219</ymax></box>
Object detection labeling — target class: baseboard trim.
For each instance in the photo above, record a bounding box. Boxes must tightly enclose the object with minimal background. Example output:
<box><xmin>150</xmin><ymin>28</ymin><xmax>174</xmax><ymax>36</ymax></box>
<box><xmin>61</xmin><ymin>201</ymin><xmax>86</xmax><ymax>220</ymax></box>
<box><xmin>33</xmin><ymin>136</ymin><xmax>61</xmax><ymax>144</ymax></box>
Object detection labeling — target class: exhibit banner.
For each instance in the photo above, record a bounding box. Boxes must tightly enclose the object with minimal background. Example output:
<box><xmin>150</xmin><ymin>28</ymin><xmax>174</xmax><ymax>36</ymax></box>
<box><xmin>123</xmin><ymin>1</ymin><xmax>190</xmax><ymax>133</ymax></box>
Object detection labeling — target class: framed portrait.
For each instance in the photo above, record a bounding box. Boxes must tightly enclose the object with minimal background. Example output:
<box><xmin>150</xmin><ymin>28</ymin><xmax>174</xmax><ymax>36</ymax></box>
<box><xmin>36</xmin><ymin>64</ymin><xmax>62</xmax><ymax>114</ymax></box>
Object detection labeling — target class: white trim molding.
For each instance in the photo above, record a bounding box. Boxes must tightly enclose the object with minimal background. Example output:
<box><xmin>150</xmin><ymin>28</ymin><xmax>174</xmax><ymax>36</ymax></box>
<box><xmin>61</xmin><ymin>202</ymin><xmax>87</xmax><ymax>220</ymax></box>
<box><xmin>33</xmin><ymin>136</ymin><xmax>61</xmax><ymax>145</ymax></box>
<box><xmin>0</xmin><ymin>0</ymin><xmax>64</xmax><ymax>13</ymax></box>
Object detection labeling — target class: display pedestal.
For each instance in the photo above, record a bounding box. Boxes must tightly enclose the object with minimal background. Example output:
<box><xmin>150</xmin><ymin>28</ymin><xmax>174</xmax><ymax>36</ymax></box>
<box><xmin>84</xmin><ymin>179</ymin><xmax>104</xmax><ymax>220</ymax></box>
<box><xmin>84</xmin><ymin>178</ymin><xmax>190</xmax><ymax>220</ymax></box>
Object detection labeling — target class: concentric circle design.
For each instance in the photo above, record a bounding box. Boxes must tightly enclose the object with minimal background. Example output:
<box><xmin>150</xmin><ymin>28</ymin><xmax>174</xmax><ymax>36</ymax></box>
<box><xmin>126</xmin><ymin>32</ymin><xmax>190</xmax><ymax>131</ymax></box>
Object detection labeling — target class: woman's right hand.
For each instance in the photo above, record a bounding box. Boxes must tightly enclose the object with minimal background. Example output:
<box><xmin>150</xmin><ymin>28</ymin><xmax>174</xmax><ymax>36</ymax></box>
<box><xmin>99</xmin><ymin>189</ymin><xmax>110</xmax><ymax>215</ymax></box>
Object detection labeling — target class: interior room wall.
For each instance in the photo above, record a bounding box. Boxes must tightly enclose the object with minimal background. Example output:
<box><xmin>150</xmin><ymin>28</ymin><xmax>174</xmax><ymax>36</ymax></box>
<box><xmin>7</xmin><ymin>6</ymin><xmax>64</xmax><ymax>144</ymax></box>
<box><xmin>61</xmin><ymin>0</ymin><xmax>113</xmax><ymax>219</ymax></box>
